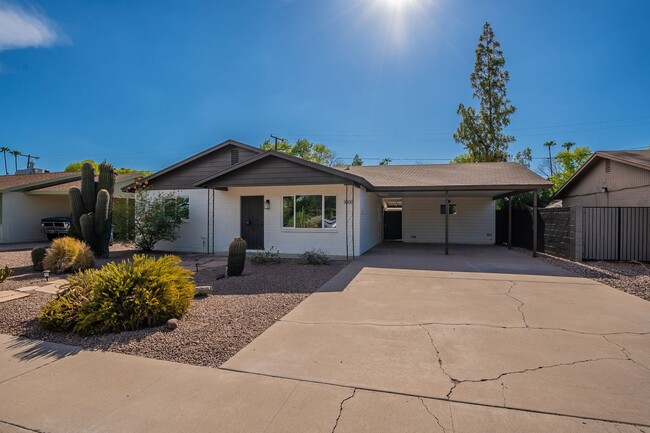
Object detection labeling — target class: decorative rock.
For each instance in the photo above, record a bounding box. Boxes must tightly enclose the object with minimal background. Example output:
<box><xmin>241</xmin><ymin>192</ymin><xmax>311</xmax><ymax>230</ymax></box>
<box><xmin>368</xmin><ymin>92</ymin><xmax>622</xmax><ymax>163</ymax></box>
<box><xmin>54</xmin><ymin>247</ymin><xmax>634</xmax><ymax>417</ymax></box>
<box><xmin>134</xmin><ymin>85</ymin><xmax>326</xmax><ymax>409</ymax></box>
<box><xmin>195</xmin><ymin>286</ymin><xmax>213</xmax><ymax>296</ymax></box>
<box><xmin>167</xmin><ymin>318</ymin><xmax>179</xmax><ymax>330</ymax></box>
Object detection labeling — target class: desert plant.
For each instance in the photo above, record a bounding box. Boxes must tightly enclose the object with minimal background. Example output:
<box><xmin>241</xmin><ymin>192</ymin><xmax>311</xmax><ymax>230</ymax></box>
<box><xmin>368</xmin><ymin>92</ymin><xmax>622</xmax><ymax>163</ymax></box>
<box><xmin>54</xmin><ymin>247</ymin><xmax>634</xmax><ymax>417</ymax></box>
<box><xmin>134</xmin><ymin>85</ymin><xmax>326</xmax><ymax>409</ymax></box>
<box><xmin>69</xmin><ymin>161</ymin><xmax>116</xmax><ymax>258</ymax></box>
<box><xmin>250</xmin><ymin>247</ymin><xmax>281</xmax><ymax>265</ymax></box>
<box><xmin>298</xmin><ymin>249</ymin><xmax>329</xmax><ymax>265</ymax></box>
<box><xmin>39</xmin><ymin>271</ymin><xmax>95</xmax><ymax>331</ymax></box>
<box><xmin>131</xmin><ymin>182</ymin><xmax>185</xmax><ymax>252</ymax></box>
<box><xmin>31</xmin><ymin>247</ymin><xmax>47</xmax><ymax>271</ymax></box>
<box><xmin>39</xmin><ymin>255</ymin><xmax>195</xmax><ymax>335</ymax></box>
<box><xmin>42</xmin><ymin>237</ymin><xmax>95</xmax><ymax>274</ymax></box>
<box><xmin>0</xmin><ymin>265</ymin><xmax>12</xmax><ymax>283</ymax></box>
<box><xmin>227</xmin><ymin>237</ymin><xmax>247</xmax><ymax>276</ymax></box>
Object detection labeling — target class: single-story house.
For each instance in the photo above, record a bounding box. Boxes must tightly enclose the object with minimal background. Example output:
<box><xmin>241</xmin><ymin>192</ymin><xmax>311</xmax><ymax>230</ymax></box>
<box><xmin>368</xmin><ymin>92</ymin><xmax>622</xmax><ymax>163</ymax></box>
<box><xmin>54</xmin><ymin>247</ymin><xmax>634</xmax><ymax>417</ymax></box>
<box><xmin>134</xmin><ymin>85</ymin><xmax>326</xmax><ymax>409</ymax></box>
<box><xmin>125</xmin><ymin>139</ymin><xmax>551</xmax><ymax>257</ymax></box>
<box><xmin>554</xmin><ymin>150</ymin><xmax>650</xmax><ymax>207</ymax></box>
<box><xmin>0</xmin><ymin>173</ymin><xmax>138</xmax><ymax>243</ymax></box>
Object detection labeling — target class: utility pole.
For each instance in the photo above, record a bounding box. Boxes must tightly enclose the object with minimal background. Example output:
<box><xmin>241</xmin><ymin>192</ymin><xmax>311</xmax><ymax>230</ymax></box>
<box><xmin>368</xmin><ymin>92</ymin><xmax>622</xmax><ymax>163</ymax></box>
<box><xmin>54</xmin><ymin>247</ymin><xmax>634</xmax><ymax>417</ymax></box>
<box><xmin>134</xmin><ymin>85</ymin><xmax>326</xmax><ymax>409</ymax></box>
<box><xmin>21</xmin><ymin>153</ymin><xmax>40</xmax><ymax>169</ymax></box>
<box><xmin>270</xmin><ymin>134</ymin><xmax>287</xmax><ymax>152</ymax></box>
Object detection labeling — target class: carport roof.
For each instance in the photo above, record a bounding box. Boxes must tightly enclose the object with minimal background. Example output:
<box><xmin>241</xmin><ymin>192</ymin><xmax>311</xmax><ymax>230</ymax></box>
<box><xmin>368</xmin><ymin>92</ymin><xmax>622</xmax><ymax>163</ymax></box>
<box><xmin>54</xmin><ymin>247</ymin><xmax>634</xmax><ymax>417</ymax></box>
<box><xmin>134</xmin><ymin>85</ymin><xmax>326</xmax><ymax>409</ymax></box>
<box><xmin>0</xmin><ymin>172</ymin><xmax>81</xmax><ymax>193</ymax></box>
<box><xmin>339</xmin><ymin>162</ymin><xmax>551</xmax><ymax>192</ymax></box>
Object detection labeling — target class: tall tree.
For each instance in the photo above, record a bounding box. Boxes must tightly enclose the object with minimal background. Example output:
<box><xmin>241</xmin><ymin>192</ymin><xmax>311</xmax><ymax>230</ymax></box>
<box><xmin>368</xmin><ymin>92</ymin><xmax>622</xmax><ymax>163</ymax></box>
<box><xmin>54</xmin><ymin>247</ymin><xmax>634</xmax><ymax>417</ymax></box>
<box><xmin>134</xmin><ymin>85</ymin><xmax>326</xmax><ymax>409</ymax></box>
<box><xmin>453</xmin><ymin>22</ymin><xmax>516</xmax><ymax>162</ymax></box>
<box><xmin>514</xmin><ymin>147</ymin><xmax>532</xmax><ymax>168</ymax></box>
<box><xmin>379</xmin><ymin>157</ymin><xmax>392</xmax><ymax>166</ymax></box>
<box><xmin>351</xmin><ymin>154</ymin><xmax>363</xmax><ymax>166</ymax></box>
<box><xmin>0</xmin><ymin>147</ymin><xmax>10</xmax><ymax>175</ymax></box>
<box><xmin>543</xmin><ymin>141</ymin><xmax>557</xmax><ymax>176</ymax></box>
<box><xmin>550</xmin><ymin>146</ymin><xmax>592</xmax><ymax>191</ymax></box>
<box><xmin>9</xmin><ymin>150</ymin><xmax>21</xmax><ymax>173</ymax></box>
<box><xmin>260</xmin><ymin>138</ymin><xmax>339</xmax><ymax>166</ymax></box>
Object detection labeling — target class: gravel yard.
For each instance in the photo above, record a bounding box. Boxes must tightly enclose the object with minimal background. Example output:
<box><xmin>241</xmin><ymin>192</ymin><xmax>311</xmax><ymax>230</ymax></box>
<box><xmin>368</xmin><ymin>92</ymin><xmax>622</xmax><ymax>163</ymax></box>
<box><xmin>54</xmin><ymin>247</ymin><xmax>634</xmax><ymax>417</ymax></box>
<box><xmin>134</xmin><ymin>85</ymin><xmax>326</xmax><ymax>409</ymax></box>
<box><xmin>0</xmin><ymin>246</ymin><xmax>348</xmax><ymax>367</ymax></box>
<box><xmin>517</xmin><ymin>248</ymin><xmax>650</xmax><ymax>301</ymax></box>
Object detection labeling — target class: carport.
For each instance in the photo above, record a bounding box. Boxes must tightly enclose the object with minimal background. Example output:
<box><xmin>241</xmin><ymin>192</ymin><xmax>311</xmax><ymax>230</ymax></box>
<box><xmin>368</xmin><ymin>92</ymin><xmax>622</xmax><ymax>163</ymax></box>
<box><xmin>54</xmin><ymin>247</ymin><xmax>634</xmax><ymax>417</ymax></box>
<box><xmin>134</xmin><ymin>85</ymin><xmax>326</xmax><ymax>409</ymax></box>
<box><xmin>344</xmin><ymin>163</ymin><xmax>552</xmax><ymax>256</ymax></box>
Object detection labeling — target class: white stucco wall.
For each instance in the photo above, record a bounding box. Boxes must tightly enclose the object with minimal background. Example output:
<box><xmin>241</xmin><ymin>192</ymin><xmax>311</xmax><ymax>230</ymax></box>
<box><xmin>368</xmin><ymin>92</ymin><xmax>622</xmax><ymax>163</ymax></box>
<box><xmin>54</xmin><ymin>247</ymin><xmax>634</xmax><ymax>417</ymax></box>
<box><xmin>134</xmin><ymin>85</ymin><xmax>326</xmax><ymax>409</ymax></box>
<box><xmin>1</xmin><ymin>192</ymin><xmax>72</xmax><ymax>243</ymax></box>
<box><xmin>153</xmin><ymin>185</ymin><xmax>365</xmax><ymax>257</ymax></box>
<box><xmin>402</xmin><ymin>196</ymin><xmax>495</xmax><ymax>244</ymax></box>
<box><xmin>358</xmin><ymin>188</ymin><xmax>383</xmax><ymax>254</ymax></box>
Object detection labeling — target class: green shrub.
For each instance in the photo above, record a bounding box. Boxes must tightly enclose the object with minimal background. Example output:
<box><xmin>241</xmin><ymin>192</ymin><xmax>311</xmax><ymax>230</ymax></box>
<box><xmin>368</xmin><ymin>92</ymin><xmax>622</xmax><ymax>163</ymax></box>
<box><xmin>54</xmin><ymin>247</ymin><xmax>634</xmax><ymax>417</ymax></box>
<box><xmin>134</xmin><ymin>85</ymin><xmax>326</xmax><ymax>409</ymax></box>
<box><xmin>250</xmin><ymin>247</ymin><xmax>281</xmax><ymax>265</ymax></box>
<box><xmin>31</xmin><ymin>247</ymin><xmax>47</xmax><ymax>271</ymax></box>
<box><xmin>42</xmin><ymin>237</ymin><xmax>95</xmax><ymax>274</ymax></box>
<box><xmin>298</xmin><ymin>249</ymin><xmax>329</xmax><ymax>265</ymax></box>
<box><xmin>39</xmin><ymin>255</ymin><xmax>195</xmax><ymax>335</ymax></box>
<box><xmin>39</xmin><ymin>272</ymin><xmax>94</xmax><ymax>331</ymax></box>
<box><xmin>0</xmin><ymin>265</ymin><xmax>12</xmax><ymax>283</ymax></box>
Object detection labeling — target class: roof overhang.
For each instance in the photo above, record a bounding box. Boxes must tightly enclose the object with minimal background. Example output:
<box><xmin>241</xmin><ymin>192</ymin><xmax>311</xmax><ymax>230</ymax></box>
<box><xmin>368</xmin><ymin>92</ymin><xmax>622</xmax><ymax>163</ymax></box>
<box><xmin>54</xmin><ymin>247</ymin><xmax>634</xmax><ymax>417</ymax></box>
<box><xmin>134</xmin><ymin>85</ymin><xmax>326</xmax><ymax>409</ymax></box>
<box><xmin>0</xmin><ymin>174</ymin><xmax>82</xmax><ymax>193</ymax></box>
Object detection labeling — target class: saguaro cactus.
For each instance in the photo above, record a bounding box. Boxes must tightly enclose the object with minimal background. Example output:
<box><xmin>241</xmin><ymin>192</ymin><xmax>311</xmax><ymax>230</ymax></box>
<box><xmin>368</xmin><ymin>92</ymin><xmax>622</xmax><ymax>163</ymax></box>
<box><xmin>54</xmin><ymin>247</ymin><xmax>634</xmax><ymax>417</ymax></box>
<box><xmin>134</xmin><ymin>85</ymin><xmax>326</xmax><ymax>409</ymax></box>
<box><xmin>227</xmin><ymin>237</ymin><xmax>247</xmax><ymax>276</ymax></box>
<box><xmin>69</xmin><ymin>161</ymin><xmax>116</xmax><ymax>258</ymax></box>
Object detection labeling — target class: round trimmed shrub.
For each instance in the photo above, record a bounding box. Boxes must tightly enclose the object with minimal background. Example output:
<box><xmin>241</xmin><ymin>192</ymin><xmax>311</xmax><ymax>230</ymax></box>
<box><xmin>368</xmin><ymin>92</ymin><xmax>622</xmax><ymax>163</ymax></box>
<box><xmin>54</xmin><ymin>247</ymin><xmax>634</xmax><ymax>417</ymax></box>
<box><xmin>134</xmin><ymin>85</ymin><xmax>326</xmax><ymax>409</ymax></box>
<box><xmin>42</xmin><ymin>237</ymin><xmax>95</xmax><ymax>274</ymax></box>
<box><xmin>31</xmin><ymin>247</ymin><xmax>47</xmax><ymax>271</ymax></box>
<box><xmin>39</xmin><ymin>255</ymin><xmax>195</xmax><ymax>335</ymax></box>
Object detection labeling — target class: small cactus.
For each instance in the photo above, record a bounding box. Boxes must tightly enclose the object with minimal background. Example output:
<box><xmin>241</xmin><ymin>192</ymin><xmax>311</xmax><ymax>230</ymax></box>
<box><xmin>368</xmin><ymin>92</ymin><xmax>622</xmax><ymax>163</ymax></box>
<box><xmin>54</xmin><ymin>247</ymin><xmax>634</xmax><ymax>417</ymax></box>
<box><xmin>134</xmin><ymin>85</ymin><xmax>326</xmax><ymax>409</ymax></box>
<box><xmin>227</xmin><ymin>237</ymin><xmax>247</xmax><ymax>276</ymax></box>
<box><xmin>31</xmin><ymin>247</ymin><xmax>47</xmax><ymax>271</ymax></box>
<box><xmin>0</xmin><ymin>265</ymin><xmax>12</xmax><ymax>283</ymax></box>
<box><xmin>69</xmin><ymin>161</ymin><xmax>116</xmax><ymax>258</ymax></box>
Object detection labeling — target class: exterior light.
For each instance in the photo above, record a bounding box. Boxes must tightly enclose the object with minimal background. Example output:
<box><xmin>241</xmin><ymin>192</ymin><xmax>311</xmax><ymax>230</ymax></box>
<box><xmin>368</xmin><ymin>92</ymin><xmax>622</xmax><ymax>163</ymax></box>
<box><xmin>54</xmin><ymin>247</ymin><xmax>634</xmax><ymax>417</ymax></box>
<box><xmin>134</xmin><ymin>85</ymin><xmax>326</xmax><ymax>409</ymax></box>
<box><xmin>43</xmin><ymin>270</ymin><xmax>50</xmax><ymax>281</ymax></box>
<box><xmin>265</xmin><ymin>199</ymin><xmax>271</xmax><ymax>209</ymax></box>
<box><xmin>601</xmin><ymin>187</ymin><xmax>608</xmax><ymax>193</ymax></box>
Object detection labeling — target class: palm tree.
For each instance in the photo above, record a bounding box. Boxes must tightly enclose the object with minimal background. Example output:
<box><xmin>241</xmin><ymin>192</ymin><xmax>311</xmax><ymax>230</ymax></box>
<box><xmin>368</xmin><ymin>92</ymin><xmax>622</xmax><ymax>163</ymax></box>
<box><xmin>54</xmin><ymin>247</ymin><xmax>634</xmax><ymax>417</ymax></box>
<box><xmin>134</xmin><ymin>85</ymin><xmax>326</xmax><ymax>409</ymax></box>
<box><xmin>0</xmin><ymin>147</ymin><xmax>10</xmax><ymax>175</ymax></box>
<box><xmin>543</xmin><ymin>141</ymin><xmax>557</xmax><ymax>176</ymax></box>
<box><xmin>562</xmin><ymin>142</ymin><xmax>575</xmax><ymax>152</ymax></box>
<box><xmin>9</xmin><ymin>150</ymin><xmax>21</xmax><ymax>174</ymax></box>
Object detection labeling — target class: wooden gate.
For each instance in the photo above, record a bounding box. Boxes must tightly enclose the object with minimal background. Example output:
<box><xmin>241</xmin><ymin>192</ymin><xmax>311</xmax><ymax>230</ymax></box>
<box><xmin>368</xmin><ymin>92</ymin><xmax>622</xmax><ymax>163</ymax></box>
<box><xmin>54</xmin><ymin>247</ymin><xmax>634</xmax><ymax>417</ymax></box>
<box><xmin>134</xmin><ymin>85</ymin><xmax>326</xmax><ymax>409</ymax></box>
<box><xmin>583</xmin><ymin>207</ymin><xmax>650</xmax><ymax>261</ymax></box>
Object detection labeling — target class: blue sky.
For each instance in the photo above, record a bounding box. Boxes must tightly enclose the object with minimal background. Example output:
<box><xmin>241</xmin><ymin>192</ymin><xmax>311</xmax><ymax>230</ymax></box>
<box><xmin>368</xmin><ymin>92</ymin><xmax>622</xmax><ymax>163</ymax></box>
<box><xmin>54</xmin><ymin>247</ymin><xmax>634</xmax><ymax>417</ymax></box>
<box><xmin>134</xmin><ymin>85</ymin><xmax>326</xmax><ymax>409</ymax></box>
<box><xmin>0</xmin><ymin>0</ymin><xmax>648</xmax><ymax>173</ymax></box>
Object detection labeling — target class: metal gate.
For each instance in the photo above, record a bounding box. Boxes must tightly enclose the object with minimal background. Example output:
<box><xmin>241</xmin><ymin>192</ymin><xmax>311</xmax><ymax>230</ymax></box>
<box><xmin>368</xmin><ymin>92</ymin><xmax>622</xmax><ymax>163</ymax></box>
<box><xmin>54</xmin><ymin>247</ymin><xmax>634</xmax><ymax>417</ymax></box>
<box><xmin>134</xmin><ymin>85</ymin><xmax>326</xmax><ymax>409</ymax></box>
<box><xmin>583</xmin><ymin>207</ymin><xmax>650</xmax><ymax>261</ymax></box>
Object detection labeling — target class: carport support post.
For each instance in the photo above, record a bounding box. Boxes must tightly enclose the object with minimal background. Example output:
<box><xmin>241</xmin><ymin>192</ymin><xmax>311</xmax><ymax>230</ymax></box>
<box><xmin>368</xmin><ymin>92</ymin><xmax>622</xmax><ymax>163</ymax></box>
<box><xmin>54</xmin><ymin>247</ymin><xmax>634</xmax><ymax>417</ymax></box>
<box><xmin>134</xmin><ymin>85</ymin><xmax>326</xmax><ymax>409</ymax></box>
<box><xmin>508</xmin><ymin>196</ymin><xmax>512</xmax><ymax>250</ymax></box>
<box><xmin>445</xmin><ymin>190</ymin><xmax>449</xmax><ymax>255</ymax></box>
<box><xmin>533</xmin><ymin>189</ymin><xmax>538</xmax><ymax>258</ymax></box>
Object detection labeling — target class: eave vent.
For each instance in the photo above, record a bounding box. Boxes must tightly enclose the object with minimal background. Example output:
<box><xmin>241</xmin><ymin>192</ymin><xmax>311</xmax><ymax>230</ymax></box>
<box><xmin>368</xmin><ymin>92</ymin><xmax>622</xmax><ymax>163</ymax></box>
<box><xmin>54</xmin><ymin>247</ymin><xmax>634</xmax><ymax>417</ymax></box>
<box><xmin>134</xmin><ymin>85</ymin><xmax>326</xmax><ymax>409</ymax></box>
<box><xmin>231</xmin><ymin>148</ymin><xmax>240</xmax><ymax>165</ymax></box>
<box><xmin>605</xmin><ymin>159</ymin><xmax>611</xmax><ymax>173</ymax></box>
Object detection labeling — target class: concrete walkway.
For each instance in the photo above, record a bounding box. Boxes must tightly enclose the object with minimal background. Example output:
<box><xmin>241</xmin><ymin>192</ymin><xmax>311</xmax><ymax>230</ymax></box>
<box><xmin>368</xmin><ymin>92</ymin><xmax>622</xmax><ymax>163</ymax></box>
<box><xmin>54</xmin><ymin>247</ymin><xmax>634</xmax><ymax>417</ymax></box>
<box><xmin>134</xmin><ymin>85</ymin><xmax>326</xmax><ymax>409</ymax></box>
<box><xmin>1</xmin><ymin>244</ymin><xmax>649</xmax><ymax>432</ymax></box>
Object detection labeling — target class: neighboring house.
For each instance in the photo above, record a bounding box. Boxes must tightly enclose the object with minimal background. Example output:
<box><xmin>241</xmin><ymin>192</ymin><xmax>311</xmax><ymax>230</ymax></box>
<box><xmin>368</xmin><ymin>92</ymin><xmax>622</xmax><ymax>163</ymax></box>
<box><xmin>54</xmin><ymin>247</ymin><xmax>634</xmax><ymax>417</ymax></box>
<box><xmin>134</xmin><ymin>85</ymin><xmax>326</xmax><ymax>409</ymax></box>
<box><xmin>0</xmin><ymin>173</ymin><xmax>139</xmax><ymax>243</ymax></box>
<box><xmin>125</xmin><ymin>139</ymin><xmax>550</xmax><ymax>257</ymax></box>
<box><xmin>554</xmin><ymin>150</ymin><xmax>650</xmax><ymax>207</ymax></box>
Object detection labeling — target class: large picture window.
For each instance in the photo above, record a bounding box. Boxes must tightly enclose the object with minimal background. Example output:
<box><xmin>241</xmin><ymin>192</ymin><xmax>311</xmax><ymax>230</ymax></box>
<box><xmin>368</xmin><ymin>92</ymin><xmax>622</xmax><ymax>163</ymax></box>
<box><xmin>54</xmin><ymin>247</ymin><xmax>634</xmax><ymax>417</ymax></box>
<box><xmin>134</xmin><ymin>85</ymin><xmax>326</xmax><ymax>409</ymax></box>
<box><xmin>283</xmin><ymin>195</ymin><xmax>336</xmax><ymax>229</ymax></box>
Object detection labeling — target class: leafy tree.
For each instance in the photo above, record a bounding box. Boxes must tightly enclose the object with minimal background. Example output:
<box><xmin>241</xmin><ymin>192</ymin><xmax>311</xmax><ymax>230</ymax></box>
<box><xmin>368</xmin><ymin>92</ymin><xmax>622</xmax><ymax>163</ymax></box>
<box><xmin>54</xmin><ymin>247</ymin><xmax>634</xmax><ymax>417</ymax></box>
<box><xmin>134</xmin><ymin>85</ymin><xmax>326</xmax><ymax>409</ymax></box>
<box><xmin>351</xmin><ymin>154</ymin><xmax>363</xmax><ymax>166</ymax></box>
<box><xmin>549</xmin><ymin>146</ymin><xmax>592</xmax><ymax>191</ymax></box>
<box><xmin>514</xmin><ymin>147</ymin><xmax>532</xmax><ymax>168</ymax></box>
<box><xmin>261</xmin><ymin>138</ymin><xmax>339</xmax><ymax>166</ymax></box>
<box><xmin>379</xmin><ymin>157</ymin><xmax>392</xmax><ymax>166</ymax></box>
<box><xmin>453</xmin><ymin>22</ymin><xmax>516</xmax><ymax>162</ymax></box>
<box><xmin>65</xmin><ymin>159</ymin><xmax>151</xmax><ymax>175</ymax></box>
<box><xmin>449</xmin><ymin>153</ymin><xmax>475</xmax><ymax>164</ymax></box>
<box><xmin>131</xmin><ymin>181</ymin><xmax>186</xmax><ymax>252</ymax></box>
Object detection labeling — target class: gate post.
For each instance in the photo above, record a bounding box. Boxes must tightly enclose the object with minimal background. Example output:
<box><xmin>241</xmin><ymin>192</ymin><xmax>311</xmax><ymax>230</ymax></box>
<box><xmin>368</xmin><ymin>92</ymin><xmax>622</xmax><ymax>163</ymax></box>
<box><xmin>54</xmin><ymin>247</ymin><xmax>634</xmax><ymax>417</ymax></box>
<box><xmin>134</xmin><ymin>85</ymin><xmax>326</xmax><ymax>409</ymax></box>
<box><xmin>573</xmin><ymin>205</ymin><xmax>583</xmax><ymax>261</ymax></box>
<box><xmin>532</xmin><ymin>190</ymin><xmax>538</xmax><ymax>258</ymax></box>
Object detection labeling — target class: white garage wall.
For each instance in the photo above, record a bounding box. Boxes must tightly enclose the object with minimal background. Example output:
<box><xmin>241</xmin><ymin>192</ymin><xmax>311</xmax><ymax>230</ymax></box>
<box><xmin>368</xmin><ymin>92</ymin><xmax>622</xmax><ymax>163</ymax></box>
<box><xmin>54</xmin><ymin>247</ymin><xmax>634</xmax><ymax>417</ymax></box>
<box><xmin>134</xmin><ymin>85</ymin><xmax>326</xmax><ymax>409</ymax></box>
<box><xmin>1</xmin><ymin>192</ymin><xmax>72</xmax><ymax>243</ymax></box>
<box><xmin>358</xmin><ymin>188</ymin><xmax>383</xmax><ymax>254</ymax></box>
<box><xmin>402</xmin><ymin>196</ymin><xmax>495</xmax><ymax>244</ymax></box>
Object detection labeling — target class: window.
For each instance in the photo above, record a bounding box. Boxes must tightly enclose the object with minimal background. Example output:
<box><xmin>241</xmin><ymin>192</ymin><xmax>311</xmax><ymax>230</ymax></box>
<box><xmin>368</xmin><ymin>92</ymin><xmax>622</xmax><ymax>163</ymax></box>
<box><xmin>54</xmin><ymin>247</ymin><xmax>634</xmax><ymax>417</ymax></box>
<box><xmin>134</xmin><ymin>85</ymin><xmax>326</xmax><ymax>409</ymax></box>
<box><xmin>164</xmin><ymin>197</ymin><xmax>190</xmax><ymax>220</ymax></box>
<box><xmin>283</xmin><ymin>195</ymin><xmax>336</xmax><ymax>229</ymax></box>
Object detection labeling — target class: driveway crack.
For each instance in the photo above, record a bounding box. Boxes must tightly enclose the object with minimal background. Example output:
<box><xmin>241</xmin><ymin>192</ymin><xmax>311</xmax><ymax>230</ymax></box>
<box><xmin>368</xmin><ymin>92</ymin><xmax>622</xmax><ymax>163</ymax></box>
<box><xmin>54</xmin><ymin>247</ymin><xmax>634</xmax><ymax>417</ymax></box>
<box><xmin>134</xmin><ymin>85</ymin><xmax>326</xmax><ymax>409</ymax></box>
<box><xmin>418</xmin><ymin>397</ymin><xmax>447</xmax><ymax>433</ymax></box>
<box><xmin>602</xmin><ymin>335</ymin><xmax>650</xmax><ymax>372</ymax></box>
<box><xmin>419</xmin><ymin>325</ymin><xmax>458</xmax><ymax>398</ymax></box>
<box><xmin>331</xmin><ymin>388</ymin><xmax>356</xmax><ymax>433</ymax></box>
<box><xmin>504</xmin><ymin>281</ymin><xmax>528</xmax><ymax>328</ymax></box>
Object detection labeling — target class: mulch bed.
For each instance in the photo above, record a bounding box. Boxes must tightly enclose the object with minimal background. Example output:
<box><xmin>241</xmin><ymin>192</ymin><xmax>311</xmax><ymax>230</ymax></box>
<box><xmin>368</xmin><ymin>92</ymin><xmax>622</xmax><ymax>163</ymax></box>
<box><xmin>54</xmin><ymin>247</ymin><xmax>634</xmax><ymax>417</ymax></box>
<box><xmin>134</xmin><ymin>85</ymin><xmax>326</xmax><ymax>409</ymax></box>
<box><xmin>0</xmin><ymin>247</ymin><xmax>347</xmax><ymax>367</ymax></box>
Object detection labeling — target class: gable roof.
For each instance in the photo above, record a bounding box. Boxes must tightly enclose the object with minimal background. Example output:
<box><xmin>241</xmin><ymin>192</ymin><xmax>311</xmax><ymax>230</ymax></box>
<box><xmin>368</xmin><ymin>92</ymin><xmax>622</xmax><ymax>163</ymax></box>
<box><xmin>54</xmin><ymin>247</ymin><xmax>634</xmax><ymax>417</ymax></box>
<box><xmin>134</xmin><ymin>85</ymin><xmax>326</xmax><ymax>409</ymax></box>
<box><xmin>194</xmin><ymin>150</ymin><xmax>550</xmax><ymax>193</ymax></box>
<box><xmin>0</xmin><ymin>172</ymin><xmax>81</xmax><ymax>193</ymax></box>
<box><xmin>339</xmin><ymin>162</ymin><xmax>551</xmax><ymax>191</ymax></box>
<box><xmin>123</xmin><ymin>139</ymin><xmax>263</xmax><ymax>191</ymax></box>
<box><xmin>194</xmin><ymin>150</ymin><xmax>373</xmax><ymax>189</ymax></box>
<box><xmin>27</xmin><ymin>173</ymin><xmax>141</xmax><ymax>194</ymax></box>
<box><xmin>554</xmin><ymin>149</ymin><xmax>650</xmax><ymax>198</ymax></box>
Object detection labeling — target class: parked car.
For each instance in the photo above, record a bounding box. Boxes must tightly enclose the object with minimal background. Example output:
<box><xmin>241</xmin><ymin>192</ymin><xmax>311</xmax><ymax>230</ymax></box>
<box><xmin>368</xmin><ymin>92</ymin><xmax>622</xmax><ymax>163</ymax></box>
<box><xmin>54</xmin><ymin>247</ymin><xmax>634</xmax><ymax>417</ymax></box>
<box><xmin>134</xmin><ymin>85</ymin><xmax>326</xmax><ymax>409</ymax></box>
<box><xmin>41</xmin><ymin>216</ymin><xmax>73</xmax><ymax>240</ymax></box>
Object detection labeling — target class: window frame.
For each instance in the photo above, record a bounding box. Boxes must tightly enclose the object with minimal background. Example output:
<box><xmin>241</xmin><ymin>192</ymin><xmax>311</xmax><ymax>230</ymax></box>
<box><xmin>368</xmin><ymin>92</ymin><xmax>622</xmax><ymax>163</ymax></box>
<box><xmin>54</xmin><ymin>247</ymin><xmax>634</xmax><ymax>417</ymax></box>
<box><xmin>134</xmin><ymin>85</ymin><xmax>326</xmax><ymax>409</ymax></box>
<box><xmin>163</xmin><ymin>196</ymin><xmax>190</xmax><ymax>221</ymax></box>
<box><xmin>282</xmin><ymin>194</ymin><xmax>337</xmax><ymax>231</ymax></box>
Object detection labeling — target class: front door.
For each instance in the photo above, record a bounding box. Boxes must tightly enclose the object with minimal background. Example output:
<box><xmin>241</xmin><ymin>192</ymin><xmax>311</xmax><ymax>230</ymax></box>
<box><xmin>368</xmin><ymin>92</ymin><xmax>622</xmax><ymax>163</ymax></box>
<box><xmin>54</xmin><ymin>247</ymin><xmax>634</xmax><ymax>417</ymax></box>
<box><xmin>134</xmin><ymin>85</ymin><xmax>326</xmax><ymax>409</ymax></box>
<box><xmin>240</xmin><ymin>196</ymin><xmax>264</xmax><ymax>250</ymax></box>
<box><xmin>384</xmin><ymin>210</ymin><xmax>402</xmax><ymax>240</ymax></box>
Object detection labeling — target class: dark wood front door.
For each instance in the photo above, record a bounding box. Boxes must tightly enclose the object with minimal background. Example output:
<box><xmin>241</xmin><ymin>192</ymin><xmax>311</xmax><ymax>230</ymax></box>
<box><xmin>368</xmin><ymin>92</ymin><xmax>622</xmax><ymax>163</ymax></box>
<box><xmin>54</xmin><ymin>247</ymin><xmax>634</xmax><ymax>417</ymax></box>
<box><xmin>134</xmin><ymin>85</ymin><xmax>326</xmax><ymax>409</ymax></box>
<box><xmin>383</xmin><ymin>211</ymin><xmax>402</xmax><ymax>240</ymax></box>
<box><xmin>240</xmin><ymin>196</ymin><xmax>264</xmax><ymax>250</ymax></box>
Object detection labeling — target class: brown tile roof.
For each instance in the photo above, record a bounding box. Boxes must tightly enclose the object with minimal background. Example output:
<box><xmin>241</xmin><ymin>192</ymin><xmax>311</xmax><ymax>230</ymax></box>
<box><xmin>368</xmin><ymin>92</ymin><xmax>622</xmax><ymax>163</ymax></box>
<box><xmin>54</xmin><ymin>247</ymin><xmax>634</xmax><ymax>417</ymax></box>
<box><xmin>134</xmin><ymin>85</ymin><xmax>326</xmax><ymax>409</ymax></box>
<box><xmin>0</xmin><ymin>172</ymin><xmax>81</xmax><ymax>192</ymax></box>
<box><xmin>596</xmin><ymin>150</ymin><xmax>650</xmax><ymax>170</ymax></box>
<box><xmin>31</xmin><ymin>173</ymin><xmax>141</xmax><ymax>193</ymax></box>
<box><xmin>338</xmin><ymin>162</ymin><xmax>551</xmax><ymax>191</ymax></box>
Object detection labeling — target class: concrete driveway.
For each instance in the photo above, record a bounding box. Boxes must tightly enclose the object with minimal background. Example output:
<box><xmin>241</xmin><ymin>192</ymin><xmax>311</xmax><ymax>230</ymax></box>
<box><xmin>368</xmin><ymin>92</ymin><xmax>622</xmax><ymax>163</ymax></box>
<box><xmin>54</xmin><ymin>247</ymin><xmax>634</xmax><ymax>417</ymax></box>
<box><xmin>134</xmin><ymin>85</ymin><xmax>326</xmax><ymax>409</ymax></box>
<box><xmin>223</xmin><ymin>244</ymin><xmax>650</xmax><ymax>427</ymax></box>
